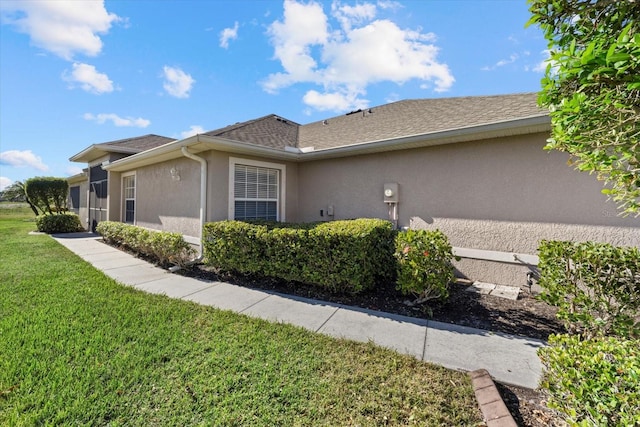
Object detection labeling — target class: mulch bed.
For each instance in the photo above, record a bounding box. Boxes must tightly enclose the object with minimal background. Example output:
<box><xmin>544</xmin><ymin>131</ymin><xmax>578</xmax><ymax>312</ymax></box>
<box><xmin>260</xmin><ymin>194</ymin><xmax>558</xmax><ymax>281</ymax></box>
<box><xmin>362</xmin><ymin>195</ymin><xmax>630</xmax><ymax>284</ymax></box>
<box><xmin>177</xmin><ymin>264</ymin><xmax>568</xmax><ymax>427</ymax></box>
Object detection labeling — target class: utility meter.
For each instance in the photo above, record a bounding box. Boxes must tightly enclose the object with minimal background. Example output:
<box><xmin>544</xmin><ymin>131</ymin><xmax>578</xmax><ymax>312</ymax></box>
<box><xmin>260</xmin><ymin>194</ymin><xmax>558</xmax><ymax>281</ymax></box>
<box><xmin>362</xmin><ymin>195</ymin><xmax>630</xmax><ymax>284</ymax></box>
<box><xmin>384</xmin><ymin>183</ymin><xmax>399</xmax><ymax>203</ymax></box>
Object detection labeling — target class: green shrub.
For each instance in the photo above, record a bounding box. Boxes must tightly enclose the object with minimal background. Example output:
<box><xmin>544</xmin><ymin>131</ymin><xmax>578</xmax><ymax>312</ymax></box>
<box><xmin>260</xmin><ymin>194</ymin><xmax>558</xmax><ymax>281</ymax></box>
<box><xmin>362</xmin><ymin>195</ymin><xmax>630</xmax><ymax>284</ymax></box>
<box><xmin>394</xmin><ymin>229</ymin><xmax>456</xmax><ymax>304</ymax></box>
<box><xmin>96</xmin><ymin>221</ymin><xmax>195</xmax><ymax>267</ymax></box>
<box><xmin>35</xmin><ymin>213</ymin><xmax>84</xmax><ymax>234</ymax></box>
<box><xmin>537</xmin><ymin>240</ymin><xmax>640</xmax><ymax>339</ymax></box>
<box><xmin>203</xmin><ymin>219</ymin><xmax>395</xmax><ymax>294</ymax></box>
<box><xmin>25</xmin><ymin>177</ymin><xmax>69</xmax><ymax>215</ymax></box>
<box><xmin>538</xmin><ymin>334</ymin><xmax>640</xmax><ymax>426</ymax></box>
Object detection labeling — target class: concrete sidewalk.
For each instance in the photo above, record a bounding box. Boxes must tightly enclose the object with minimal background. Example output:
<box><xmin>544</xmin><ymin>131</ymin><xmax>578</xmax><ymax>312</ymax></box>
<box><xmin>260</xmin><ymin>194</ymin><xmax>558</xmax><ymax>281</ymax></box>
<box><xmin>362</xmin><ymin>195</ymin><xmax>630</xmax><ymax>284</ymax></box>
<box><xmin>51</xmin><ymin>232</ymin><xmax>544</xmax><ymax>389</ymax></box>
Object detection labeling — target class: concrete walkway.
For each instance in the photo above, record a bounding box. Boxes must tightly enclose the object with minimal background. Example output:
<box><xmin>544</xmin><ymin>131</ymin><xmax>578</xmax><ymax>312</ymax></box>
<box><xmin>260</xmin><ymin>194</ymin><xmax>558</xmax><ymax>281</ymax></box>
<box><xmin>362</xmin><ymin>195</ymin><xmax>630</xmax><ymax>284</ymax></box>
<box><xmin>51</xmin><ymin>232</ymin><xmax>544</xmax><ymax>389</ymax></box>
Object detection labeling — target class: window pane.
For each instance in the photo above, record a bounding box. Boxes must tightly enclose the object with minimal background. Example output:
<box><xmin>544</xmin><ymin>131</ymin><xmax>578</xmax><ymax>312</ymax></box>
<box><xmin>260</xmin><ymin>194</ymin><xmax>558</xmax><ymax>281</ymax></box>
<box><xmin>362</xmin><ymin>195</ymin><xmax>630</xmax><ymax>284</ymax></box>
<box><xmin>234</xmin><ymin>163</ymin><xmax>280</xmax><ymax>221</ymax></box>
<box><xmin>125</xmin><ymin>200</ymin><xmax>135</xmax><ymax>223</ymax></box>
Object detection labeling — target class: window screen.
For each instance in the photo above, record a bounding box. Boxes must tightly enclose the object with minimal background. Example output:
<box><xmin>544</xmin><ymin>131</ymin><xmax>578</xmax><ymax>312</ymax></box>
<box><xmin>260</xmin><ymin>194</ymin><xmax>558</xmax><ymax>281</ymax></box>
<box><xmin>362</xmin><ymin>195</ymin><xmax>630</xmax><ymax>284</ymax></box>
<box><xmin>234</xmin><ymin>164</ymin><xmax>278</xmax><ymax>221</ymax></box>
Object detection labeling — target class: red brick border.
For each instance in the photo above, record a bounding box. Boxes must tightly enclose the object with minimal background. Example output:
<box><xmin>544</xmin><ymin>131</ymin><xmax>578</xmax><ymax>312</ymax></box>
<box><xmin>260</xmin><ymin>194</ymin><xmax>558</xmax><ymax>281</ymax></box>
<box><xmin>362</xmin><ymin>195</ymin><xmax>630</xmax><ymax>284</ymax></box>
<box><xmin>469</xmin><ymin>369</ymin><xmax>517</xmax><ymax>427</ymax></box>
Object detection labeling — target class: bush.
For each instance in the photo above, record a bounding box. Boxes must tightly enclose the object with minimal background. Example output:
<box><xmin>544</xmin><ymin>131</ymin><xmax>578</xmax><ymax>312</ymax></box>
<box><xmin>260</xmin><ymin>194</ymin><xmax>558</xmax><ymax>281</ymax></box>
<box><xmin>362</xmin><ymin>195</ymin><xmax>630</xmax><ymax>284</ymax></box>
<box><xmin>35</xmin><ymin>213</ymin><xmax>84</xmax><ymax>234</ymax></box>
<box><xmin>394</xmin><ymin>229</ymin><xmax>456</xmax><ymax>304</ymax></box>
<box><xmin>203</xmin><ymin>219</ymin><xmax>396</xmax><ymax>294</ymax></box>
<box><xmin>96</xmin><ymin>221</ymin><xmax>195</xmax><ymax>267</ymax></box>
<box><xmin>25</xmin><ymin>177</ymin><xmax>69</xmax><ymax>215</ymax></box>
<box><xmin>538</xmin><ymin>334</ymin><xmax>640</xmax><ymax>426</ymax></box>
<box><xmin>537</xmin><ymin>240</ymin><xmax>640</xmax><ymax>339</ymax></box>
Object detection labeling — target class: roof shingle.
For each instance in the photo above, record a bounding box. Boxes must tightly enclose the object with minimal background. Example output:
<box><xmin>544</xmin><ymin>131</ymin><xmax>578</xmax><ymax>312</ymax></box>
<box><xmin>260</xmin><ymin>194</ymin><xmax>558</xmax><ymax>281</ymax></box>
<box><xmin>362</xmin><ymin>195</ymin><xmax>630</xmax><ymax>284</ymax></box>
<box><xmin>298</xmin><ymin>93</ymin><xmax>545</xmax><ymax>150</ymax></box>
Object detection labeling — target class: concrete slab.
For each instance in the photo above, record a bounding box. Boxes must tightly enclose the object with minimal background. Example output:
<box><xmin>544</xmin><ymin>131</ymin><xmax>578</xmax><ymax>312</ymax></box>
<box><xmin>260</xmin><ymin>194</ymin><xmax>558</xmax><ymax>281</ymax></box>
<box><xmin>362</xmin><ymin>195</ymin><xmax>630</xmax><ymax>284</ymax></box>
<box><xmin>102</xmin><ymin>264</ymin><xmax>170</xmax><ymax>286</ymax></box>
<box><xmin>467</xmin><ymin>281</ymin><xmax>496</xmax><ymax>295</ymax></box>
<box><xmin>242</xmin><ymin>293</ymin><xmax>340</xmax><ymax>332</ymax></box>
<box><xmin>181</xmin><ymin>282</ymin><xmax>271</xmax><ymax>312</ymax></box>
<box><xmin>318</xmin><ymin>308</ymin><xmax>427</xmax><ymax>359</ymax></box>
<box><xmin>491</xmin><ymin>285</ymin><xmax>520</xmax><ymax>301</ymax></box>
<box><xmin>56</xmin><ymin>239</ymin><xmax>116</xmax><ymax>256</ymax></box>
<box><xmin>82</xmin><ymin>251</ymin><xmax>150</xmax><ymax>269</ymax></box>
<box><xmin>423</xmin><ymin>320</ymin><xmax>544</xmax><ymax>389</ymax></box>
<box><xmin>134</xmin><ymin>275</ymin><xmax>216</xmax><ymax>299</ymax></box>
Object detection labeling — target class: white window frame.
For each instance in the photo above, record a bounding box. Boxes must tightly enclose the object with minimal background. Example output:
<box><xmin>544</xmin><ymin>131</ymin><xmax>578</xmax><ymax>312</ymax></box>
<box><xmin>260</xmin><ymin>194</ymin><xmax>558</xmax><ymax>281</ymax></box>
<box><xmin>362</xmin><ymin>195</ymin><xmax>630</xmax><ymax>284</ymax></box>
<box><xmin>228</xmin><ymin>157</ymin><xmax>286</xmax><ymax>222</ymax></box>
<box><xmin>121</xmin><ymin>172</ymin><xmax>136</xmax><ymax>224</ymax></box>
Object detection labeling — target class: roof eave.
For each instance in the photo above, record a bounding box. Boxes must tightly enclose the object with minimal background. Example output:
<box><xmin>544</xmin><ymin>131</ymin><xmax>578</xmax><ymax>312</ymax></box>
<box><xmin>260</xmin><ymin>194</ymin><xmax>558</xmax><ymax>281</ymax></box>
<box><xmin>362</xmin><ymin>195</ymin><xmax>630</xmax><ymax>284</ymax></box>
<box><xmin>103</xmin><ymin>135</ymin><xmax>300</xmax><ymax>172</ymax></box>
<box><xmin>102</xmin><ymin>115</ymin><xmax>551</xmax><ymax>171</ymax></box>
<box><xmin>300</xmin><ymin>114</ymin><xmax>551</xmax><ymax>161</ymax></box>
<box><xmin>69</xmin><ymin>144</ymin><xmax>141</xmax><ymax>163</ymax></box>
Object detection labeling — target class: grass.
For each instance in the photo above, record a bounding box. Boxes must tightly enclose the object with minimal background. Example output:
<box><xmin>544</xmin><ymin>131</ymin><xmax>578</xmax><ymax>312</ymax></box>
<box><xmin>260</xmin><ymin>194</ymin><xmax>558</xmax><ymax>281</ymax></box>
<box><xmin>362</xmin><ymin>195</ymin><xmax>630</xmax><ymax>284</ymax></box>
<box><xmin>0</xmin><ymin>204</ymin><xmax>482</xmax><ymax>426</ymax></box>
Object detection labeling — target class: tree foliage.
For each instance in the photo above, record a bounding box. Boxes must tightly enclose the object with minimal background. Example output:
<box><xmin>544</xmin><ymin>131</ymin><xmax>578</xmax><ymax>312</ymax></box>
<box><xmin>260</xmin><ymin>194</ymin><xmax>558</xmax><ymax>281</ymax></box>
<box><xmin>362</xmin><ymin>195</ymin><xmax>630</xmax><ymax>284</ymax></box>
<box><xmin>0</xmin><ymin>181</ymin><xmax>39</xmax><ymax>216</ymax></box>
<box><xmin>24</xmin><ymin>177</ymin><xmax>69</xmax><ymax>215</ymax></box>
<box><xmin>528</xmin><ymin>0</ymin><xmax>640</xmax><ymax>216</ymax></box>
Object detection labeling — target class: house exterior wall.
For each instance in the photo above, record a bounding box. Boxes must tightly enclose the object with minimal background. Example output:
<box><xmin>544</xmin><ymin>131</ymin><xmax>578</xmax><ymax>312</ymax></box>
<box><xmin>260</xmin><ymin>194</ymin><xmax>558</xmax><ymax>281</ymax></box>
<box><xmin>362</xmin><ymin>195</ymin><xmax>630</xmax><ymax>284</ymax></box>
<box><xmin>129</xmin><ymin>151</ymin><xmax>300</xmax><ymax>240</ymax></box>
<box><xmin>132</xmin><ymin>157</ymin><xmax>201</xmax><ymax>238</ymax></box>
<box><xmin>296</xmin><ymin>132</ymin><xmax>640</xmax><ymax>288</ymax></box>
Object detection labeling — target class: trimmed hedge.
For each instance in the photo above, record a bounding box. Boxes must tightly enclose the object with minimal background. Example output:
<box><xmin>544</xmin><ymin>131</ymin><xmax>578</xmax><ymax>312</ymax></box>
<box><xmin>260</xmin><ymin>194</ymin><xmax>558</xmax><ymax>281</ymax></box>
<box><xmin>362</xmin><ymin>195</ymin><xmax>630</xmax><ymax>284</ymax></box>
<box><xmin>35</xmin><ymin>213</ymin><xmax>84</xmax><ymax>234</ymax></box>
<box><xmin>203</xmin><ymin>219</ymin><xmax>396</xmax><ymax>294</ymax></box>
<box><xmin>25</xmin><ymin>177</ymin><xmax>68</xmax><ymax>215</ymax></box>
<box><xmin>394</xmin><ymin>229</ymin><xmax>456</xmax><ymax>304</ymax></box>
<box><xmin>539</xmin><ymin>334</ymin><xmax>640</xmax><ymax>426</ymax></box>
<box><xmin>538</xmin><ymin>240</ymin><xmax>640</xmax><ymax>339</ymax></box>
<box><xmin>96</xmin><ymin>221</ymin><xmax>196</xmax><ymax>267</ymax></box>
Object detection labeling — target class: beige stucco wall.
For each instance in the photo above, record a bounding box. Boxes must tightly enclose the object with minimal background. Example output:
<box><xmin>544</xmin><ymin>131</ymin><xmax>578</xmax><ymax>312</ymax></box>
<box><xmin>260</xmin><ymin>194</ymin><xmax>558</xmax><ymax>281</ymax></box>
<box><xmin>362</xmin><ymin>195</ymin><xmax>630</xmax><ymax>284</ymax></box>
<box><xmin>129</xmin><ymin>151</ymin><xmax>299</xmax><ymax>240</ymax></box>
<box><xmin>296</xmin><ymin>132</ymin><xmax>639</xmax><ymax>287</ymax></box>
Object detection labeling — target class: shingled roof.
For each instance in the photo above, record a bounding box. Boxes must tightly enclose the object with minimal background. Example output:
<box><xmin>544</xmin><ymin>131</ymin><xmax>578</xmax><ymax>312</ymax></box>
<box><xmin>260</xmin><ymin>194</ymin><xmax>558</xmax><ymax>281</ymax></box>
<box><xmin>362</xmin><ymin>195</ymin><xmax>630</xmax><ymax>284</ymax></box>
<box><xmin>70</xmin><ymin>134</ymin><xmax>176</xmax><ymax>163</ymax></box>
<box><xmin>202</xmin><ymin>114</ymin><xmax>299</xmax><ymax>150</ymax></box>
<box><xmin>298</xmin><ymin>93</ymin><xmax>546</xmax><ymax>150</ymax></box>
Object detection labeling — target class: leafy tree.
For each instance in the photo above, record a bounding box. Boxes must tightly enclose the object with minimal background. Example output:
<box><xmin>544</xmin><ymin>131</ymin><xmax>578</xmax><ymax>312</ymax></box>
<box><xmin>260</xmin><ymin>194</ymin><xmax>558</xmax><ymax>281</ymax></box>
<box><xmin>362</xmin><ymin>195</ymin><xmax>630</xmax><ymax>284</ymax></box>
<box><xmin>0</xmin><ymin>181</ymin><xmax>39</xmax><ymax>216</ymax></box>
<box><xmin>24</xmin><ymin>177</ymin><xmax>69</xmax><ymax>215</ymax></box>
<box><xmin>528</xmin><ymin>0</ymin><xmax>640</xmax><ymax>216</ymax></box>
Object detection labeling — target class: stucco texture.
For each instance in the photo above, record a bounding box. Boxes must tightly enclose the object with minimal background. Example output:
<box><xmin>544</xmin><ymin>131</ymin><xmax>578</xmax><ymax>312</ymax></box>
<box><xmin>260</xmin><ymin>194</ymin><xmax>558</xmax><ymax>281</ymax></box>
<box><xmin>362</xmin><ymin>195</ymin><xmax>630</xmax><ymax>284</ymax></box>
<box><xmin>296</xmin><ymin>132</ymin><xmax>639</xmax><ymax>286</ymax></box>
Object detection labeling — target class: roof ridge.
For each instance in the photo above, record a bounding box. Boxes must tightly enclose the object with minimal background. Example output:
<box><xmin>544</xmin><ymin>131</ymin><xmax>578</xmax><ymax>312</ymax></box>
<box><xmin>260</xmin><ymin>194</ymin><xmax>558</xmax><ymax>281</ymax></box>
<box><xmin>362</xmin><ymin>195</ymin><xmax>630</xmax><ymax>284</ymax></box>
<box><xmin>98</xmin><ymin>134</ymin><xmax>175</xmax><ymax>146</ymax></box>
<box><xmin>204</xmin><ymin>114</ymin><xmax>299</xmax><ymax>137</ymax></box>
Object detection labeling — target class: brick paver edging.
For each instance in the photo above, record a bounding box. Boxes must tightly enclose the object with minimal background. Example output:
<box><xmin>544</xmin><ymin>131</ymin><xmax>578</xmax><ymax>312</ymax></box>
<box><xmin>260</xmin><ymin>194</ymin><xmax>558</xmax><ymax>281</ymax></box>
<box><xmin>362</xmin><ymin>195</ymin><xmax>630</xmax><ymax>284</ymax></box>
<box><xmin>469</xmin><ymin>369</ymin><xmax>517</xmax><ymax>427</ymax></box>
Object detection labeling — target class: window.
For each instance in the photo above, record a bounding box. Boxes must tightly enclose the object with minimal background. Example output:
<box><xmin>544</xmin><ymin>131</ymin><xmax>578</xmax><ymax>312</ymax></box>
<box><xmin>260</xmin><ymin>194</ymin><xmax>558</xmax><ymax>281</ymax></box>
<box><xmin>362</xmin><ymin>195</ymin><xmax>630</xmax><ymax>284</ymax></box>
<box><xmin>122</xmin><ymin>174</ymin><xmax>135</xmax><ymax>224</ymax></box>
<box><xmin>229</xmin><ymin>158</ymin><xmax>285</xmax><ymax>221</ymax></box>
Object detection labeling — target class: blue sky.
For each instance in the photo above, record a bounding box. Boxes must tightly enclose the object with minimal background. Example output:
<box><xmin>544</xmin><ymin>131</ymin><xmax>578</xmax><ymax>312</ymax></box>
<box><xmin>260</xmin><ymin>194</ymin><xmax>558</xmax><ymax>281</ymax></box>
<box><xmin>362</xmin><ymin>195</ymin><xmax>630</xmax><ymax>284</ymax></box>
<box><xmin>0</xmin><ymin>0</ymin><xmax>549</xmax><ymax>190</ymax></box>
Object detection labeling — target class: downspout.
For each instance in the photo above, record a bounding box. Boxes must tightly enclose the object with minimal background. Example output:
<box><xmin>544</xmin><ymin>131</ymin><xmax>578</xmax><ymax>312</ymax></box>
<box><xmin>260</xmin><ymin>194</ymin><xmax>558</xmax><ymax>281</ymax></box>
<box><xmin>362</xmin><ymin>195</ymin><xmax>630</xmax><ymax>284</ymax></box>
<box><xmin>169</xmin><ymin>146</ymin><xmax>207</xmax><ymax>272</ymax></box>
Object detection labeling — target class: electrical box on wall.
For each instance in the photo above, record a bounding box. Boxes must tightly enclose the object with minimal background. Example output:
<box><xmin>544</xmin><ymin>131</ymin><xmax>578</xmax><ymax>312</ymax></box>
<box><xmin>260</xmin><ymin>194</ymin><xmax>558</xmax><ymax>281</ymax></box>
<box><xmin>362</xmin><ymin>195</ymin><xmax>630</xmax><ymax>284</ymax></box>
<box><xmin>384</xmin><ymin>183</ymin><xmax>399</xmax><ymax>203</ymax></box>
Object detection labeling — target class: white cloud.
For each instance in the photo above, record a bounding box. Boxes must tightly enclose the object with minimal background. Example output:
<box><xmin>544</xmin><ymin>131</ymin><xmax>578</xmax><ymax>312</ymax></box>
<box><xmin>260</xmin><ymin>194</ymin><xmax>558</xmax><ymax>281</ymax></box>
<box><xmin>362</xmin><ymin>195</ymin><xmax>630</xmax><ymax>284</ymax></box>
<box><xmin>303</xmin><ymin>89</ymin><xmax>369</xmax><ymax>111</ymax></box>
<box><xmin>529</xmin><ymin>49</ymin><xmax>556</xmax><ymax>74</ymax></box>
<box><xmin>83</xmin><ymin>113</ymin><xmax>150</xmax><ymax>128</ymax></box>
<box><xmin>262</xmin><ymin>0</ymin><xmax>453</xmax><ymax>112</ymax></box>
<box><xmin>219</xmin><ymin>21</ymin><xmax>239</xmax><ymax>49</ymax></box>
<box><xmin>66</xmin><ymin>166</ymin><xmax>84</xmax><ymax>176</ymax></box>
<box><xmin>180</xmin><ymin>125</ymin><xmax>205</xmax><ymax>138</ymax></box>
<box><xmin>331</xmin><ymin>1</ymin><xmax>377</xmax><ymax>32</ymax></box>
<box><xmin>162</xmin><ymin>66</ymin><xmax>195</xmax><ymax>98</ymax></box>
<box><xmin>0</xmin><ymin>177</ymin><xmax>13</xmax><ymax>191</ymax></box>
<box><xmin>0</xmin><ymin>0</ymin><xmax>120</xmax><ymax>60</ymax></box>
<box><xmin>63</xmin><ymin>62</ymin><xmax>114</xmax><ymax>94</ymax></box>
<box><xmin>481</xmin><ymin>53</ymin><xmax>520</xmax><ymax>71</ymax></box>
<box><xmin>0</xmin><ymin>150</ymin><xmax>49</xmax><ymax>171</ymax></box>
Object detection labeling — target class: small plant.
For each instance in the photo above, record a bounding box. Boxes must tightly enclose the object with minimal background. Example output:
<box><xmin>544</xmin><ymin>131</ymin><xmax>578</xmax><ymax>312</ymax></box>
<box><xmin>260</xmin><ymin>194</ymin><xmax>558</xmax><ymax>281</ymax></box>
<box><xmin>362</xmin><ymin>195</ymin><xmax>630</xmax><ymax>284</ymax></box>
<box><xmin>537</xmin><ymin>240</ymin><xmax>640</xmax><ymax>339</ymax></box>
<box><xmin>35</xmin><ymin>212</ymin><xmax>84</xmax><ymax>234</ymax></box>
<box><xmin>538</xmin><ymin>334</ymin><xmax>640</xmax><ymax>426</ymax></box>
<box><xmin>394</xmin><ymin>229</ymin><xmax>457</xmax><ymax>306</ymax></box>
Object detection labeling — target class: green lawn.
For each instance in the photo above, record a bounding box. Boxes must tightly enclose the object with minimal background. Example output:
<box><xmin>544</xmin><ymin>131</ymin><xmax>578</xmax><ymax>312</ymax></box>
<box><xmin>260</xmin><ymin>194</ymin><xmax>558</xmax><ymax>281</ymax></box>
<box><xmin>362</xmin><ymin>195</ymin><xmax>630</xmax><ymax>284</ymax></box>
<box><xmin>0</xmin><ymin>204</ymin><xmax>482</xmax><ymax>426</ymax></box>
